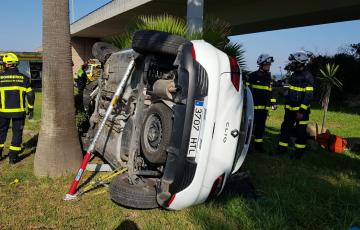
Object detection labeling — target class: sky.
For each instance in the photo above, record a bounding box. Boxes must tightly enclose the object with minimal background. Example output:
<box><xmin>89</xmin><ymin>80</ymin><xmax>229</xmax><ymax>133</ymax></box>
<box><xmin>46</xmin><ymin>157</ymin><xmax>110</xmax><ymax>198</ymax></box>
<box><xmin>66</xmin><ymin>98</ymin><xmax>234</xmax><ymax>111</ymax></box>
<box><xmin>0</xmin><ymin>0</ymin><xmax>359</xmax><ymax>75</ymax></box>
<box><xmin>232</xmin><ymin>20</ymin><xmax>360</xmax><ymax>74</ymax></box>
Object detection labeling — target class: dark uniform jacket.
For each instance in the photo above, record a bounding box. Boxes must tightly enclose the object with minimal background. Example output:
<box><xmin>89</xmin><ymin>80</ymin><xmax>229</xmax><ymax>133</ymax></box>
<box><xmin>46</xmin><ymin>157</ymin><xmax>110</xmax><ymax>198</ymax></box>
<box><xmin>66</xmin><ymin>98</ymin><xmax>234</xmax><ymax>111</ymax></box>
<box><xmin>0</xmin><ymin>68</ymin><xmax>35</xmax><ymax>118</ymax></box>
<box><xmin>285</xmin><ymin>70</ymin><xmax>314</xmax><ymax>113</ymax></box>
<box><xmin>77</xmin><ymin>68</ymin><xmax>87</xmax><ymax>91</ymax></box>
<box><xmin>247</xmin><ymin>70</ymin><xmax>276</xmax><ymax>109</ymax></box>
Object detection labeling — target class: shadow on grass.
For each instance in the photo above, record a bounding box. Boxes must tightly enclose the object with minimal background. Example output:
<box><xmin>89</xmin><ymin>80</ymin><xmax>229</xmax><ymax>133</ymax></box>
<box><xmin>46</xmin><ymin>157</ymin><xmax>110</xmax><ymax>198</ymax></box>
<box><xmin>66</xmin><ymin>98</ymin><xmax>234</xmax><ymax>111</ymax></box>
<box><xmin>114</xmin><ymin>220</ymin><xmax>140</xmax><ymax>230</ymax></box>
<box><xmin>18</xmin><ymin>134</ymin><xmax>38</xmax><ymax>163</ymax></box>
<box><xmin>346</xmin><ymin>137</ymin><xmax>360</xmax><ymax>153</ymax></box>
<box><xmin>76</xmin><ymin>169</ymin><xmax>99</xmax><ymax>192</ymax></box>
<box><xmin>188</xmin><ymin>128</ymin><xmax>360</xmax><ymax>229</ymax></box>
<box><xmin>191</xmin><ymin>175</ymin><xmax>360</xmax><ymax>229</ymax></box>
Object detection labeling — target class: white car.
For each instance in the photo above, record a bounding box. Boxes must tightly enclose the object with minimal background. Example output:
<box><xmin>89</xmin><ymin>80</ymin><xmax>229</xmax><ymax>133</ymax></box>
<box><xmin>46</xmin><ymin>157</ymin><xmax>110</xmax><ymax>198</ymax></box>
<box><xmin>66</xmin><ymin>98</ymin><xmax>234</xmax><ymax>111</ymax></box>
<box><xmin>86</xmin><ymin>30</ymin><xmax>254</xmax><ymax>210</ymax></box>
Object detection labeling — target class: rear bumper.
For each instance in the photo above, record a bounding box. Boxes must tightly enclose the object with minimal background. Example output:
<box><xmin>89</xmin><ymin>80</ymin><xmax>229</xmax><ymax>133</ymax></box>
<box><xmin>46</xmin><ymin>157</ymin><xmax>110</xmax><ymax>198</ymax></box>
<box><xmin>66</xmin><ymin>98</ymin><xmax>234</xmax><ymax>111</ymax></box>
<box><xmin>160</xmin><ymin>41</ymin><xmax>249</xmax><ymax>210</ymax></box>
<box><xmin>156</xmin><ymin>42</ymin><xmax>209</xmax><ymax>208</ymax></box>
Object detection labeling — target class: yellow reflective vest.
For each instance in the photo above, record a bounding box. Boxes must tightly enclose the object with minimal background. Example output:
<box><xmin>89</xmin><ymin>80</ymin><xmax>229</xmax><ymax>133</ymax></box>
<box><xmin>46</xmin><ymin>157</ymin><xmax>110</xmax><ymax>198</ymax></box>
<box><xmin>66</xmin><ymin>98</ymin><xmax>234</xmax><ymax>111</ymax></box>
<box><xmin>0</xmin><ymin>68</ymin><xmax>35</xmax><ymax>118</ymax></box>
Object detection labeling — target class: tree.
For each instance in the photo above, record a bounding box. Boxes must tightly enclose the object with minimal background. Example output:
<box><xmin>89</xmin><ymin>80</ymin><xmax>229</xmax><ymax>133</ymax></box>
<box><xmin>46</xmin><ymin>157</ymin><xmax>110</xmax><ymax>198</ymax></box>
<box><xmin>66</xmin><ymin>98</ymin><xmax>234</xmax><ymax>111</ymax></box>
<box><xmin>108</xmin><ymin>14</ymin><xmax>246</xmax><ymax>69</ymax></box>
<box><xmin>34</xmin><ymin>0</ymin><xmax>83</xmax><ymax>177</ymax></box>
<box><xmin>318</xmin><ymin>63</ymin><xmax>342</xmax><ymax>133</ymax></box>
<box><xmin>350</xmin><ymin>43</ymin><xmax>360</xmax><ymax>59</ymax></box>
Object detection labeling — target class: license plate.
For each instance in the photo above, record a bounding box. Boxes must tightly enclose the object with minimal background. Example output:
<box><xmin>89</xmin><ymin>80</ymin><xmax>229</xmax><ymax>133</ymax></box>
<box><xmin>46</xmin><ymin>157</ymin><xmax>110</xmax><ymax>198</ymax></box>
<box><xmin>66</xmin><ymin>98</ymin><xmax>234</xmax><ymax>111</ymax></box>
<box><xmin>187</xmin><ymin>101</ymin><xmax>205</xmax><ymax>158</ymax></box>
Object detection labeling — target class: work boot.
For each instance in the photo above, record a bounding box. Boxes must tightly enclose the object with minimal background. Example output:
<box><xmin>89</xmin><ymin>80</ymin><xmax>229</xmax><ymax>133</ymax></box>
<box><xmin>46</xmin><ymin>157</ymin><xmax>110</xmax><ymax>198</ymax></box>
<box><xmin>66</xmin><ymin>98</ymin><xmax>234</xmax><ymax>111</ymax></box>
<box><xmin>293</xmin><ymin>149</ymin><xmax>304</xmax><ymax>160</ymax></box>
<box><xmin>254</xmin><ymin>142</ymin><xmax>264</xmax><ymax>153</ymax></box>
<box><xmin>276</xmin><ymin>146</ymin><xmax>288</xmax><ymax>156</ymax></box>
<box><xmin>8</xmin><ymin>151</ymin><xmax>18</xmax><ymax>165</ymax></box>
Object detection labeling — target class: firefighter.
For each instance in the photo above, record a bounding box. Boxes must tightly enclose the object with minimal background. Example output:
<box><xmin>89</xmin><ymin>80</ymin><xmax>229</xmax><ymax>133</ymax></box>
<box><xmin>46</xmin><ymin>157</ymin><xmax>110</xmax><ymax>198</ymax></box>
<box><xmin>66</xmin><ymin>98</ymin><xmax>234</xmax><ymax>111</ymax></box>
<box><xmin>247</xmin><ymin>54</ymin><xmax>277</xmax><ymax>152</ymax></box>
<box><xmin>75</xmin><ymin>62</ymin><xmax>88</xmax><ymax>112</ymax></box>
<box><xmin>277</xmin><ymin>51</ymin><xmax>314</xmax><ymax>159</ymax></box>
<box><xmin>76</xmin><ymin>62</ymin><xmax>88</xmax><ymax>91</ymax></box>
<box><xmin>0</xmin><ymin>53</ymin><xmax>35</xmax><ymax>164</ymax></box>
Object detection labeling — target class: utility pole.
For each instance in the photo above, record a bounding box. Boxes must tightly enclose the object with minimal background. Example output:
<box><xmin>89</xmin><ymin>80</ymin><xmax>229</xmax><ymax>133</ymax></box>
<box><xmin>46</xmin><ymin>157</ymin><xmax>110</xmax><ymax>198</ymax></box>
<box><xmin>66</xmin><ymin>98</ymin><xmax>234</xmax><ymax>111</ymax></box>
<box><xmin>187</xmin><ymin>0</ymin><xmax>204</xmax><ymax>35</ymax></box>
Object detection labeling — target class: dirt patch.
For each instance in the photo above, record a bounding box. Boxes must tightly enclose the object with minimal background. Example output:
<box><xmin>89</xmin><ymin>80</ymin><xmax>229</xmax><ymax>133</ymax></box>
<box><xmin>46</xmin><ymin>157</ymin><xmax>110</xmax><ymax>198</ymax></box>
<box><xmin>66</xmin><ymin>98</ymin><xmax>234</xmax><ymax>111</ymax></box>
<box><xmin>23</xmin><ymin>129</ymin><xmax>37</xmax><ymax>137</ymax></box>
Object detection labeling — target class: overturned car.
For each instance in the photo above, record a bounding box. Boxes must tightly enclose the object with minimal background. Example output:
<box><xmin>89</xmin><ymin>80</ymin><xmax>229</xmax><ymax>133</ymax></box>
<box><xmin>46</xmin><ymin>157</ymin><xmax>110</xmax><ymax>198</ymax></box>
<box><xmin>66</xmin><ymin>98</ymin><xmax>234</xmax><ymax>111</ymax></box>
<box><xmin>84</xmin><ymin>30</ymin><xmax>254</xmax><ymax>210</ymax></box>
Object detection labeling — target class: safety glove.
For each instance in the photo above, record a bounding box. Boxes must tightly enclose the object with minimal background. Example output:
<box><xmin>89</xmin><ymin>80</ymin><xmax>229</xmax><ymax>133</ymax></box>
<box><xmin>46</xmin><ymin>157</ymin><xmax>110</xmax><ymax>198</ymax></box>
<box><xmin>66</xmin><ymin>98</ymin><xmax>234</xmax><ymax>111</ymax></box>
<box><xmin>27</xmin><ymin>109</ymin><xmax>34</xmax><ymax>120</ymax></box>
<box><xmin>270</xmin><ymin>98</ymin><xmax>277</xmax><ymax>110</ymax></box>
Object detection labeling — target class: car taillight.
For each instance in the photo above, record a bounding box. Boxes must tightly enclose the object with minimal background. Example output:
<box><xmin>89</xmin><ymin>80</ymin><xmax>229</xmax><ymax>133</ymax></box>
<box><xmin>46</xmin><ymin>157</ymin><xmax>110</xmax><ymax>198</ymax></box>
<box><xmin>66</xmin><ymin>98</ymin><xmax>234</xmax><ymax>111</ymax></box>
<box><xmin>192</xmin><ymin>46</ymin><xmax>196</xmax><ymax>60</ymax></box>
<box><xmin>207</xmin><ymin>173</ymin><xmax>225</xmax><ymax>200</ymax></box>
<box><xmin>229</xmin><ymin>57</ymin><xmax>240</xmax><ymax>91</ymax></box>
<box><xmin>167</xmin><ymin>193</ymin><xmax>176</xmax><ymax>206</ymax></box>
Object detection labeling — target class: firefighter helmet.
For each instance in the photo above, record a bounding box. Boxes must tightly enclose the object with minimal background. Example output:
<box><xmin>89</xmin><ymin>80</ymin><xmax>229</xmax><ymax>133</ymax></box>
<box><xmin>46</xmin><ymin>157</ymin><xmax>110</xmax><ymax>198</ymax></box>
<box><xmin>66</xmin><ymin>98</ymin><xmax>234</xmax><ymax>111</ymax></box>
<box><xmin>288</xmin><ymin>51</ymin><xmax>309</xmax><ymax>64</ymax></box>
<box><xmin>2</xmin><ymin>53</ymin><xmax>19</xmax><ymax>65</ymax></box>
<box><xmin>257</xmin><ymin>54</ymin><xmax>274</xmax><ymax>65</ymax></box>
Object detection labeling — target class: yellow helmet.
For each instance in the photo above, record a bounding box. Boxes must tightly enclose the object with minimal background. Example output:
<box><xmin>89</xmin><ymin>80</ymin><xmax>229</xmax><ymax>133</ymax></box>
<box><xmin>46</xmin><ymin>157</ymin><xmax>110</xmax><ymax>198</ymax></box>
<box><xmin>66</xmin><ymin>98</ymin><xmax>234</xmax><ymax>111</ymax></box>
<box><xmin>2</xmin><ymin>52</ymin><xmax>19</xmax><ymax>65</ymax></box>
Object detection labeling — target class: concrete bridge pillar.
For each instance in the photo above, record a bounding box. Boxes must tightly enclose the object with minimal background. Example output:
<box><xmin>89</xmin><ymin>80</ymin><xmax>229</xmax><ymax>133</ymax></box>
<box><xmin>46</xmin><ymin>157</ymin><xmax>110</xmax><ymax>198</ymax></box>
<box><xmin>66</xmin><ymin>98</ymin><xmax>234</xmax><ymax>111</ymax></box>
<box><xmin>71</xmin><ymin>37</ymin><xmax>99</xmax><ymax>76</ymax></box>
<box><xmin>187</xmin><ymin>0</ymin><xmax>204</xmax><ymax>35</ymax></box>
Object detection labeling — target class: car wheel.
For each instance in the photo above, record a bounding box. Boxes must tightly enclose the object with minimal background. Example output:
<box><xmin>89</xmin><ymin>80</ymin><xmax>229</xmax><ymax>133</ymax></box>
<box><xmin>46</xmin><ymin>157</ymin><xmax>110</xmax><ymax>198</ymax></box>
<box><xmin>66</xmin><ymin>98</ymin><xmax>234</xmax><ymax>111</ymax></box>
<box><xmin>132</xmin><ymin>30</ymin><xmax>189</xmax><ymax>56</ymax></box>
<box><xmin>92</xmin><ymin>42</ymin><xmax>120</xmax><ymax>63</ymax></box>
<box><xmin>109</xmin><ymin>173</ymin><xmax>159</xmax><ymax>209</ymax></box>
<box><xmin>141</xmin><ymin>103</ymin><xmax>173</xmax><ymax>164</ymax></box>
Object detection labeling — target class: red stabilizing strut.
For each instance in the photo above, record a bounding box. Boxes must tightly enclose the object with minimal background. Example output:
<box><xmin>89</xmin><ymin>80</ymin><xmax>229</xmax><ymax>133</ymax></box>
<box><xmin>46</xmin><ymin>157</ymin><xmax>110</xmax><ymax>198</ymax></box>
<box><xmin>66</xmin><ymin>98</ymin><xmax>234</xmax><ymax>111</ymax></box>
<box><xmin>66</xmin><ymin>151</ymin><xmax>92</xmax><ymax>195</ymax></box>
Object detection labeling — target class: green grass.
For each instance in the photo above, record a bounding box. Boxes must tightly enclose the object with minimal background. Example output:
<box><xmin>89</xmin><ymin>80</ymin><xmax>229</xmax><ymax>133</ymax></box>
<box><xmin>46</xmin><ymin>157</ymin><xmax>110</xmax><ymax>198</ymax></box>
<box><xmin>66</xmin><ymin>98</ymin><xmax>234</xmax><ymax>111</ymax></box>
<box><xmin>0</xmin><ymin>96</ymin><xmax>359</xmax><ymax>229</ymax></box>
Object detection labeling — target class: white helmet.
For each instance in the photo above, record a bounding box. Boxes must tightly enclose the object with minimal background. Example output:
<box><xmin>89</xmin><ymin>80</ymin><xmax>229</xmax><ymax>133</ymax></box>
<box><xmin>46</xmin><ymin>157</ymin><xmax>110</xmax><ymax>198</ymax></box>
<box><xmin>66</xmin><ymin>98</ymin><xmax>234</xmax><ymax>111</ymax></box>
<box><xmin>305</xmin><ymin>50</ymin><xmax>314</xmax><ymax>59</ymax></box>
<box><xmin>288</xmin><ymin>51</ymin><xmax>309</xmax><ymax>64</ymax></box>
<box><xmin>257</xmin><ymin>54</ymin><xmax>274</xmax><ymax>65</ymax></box>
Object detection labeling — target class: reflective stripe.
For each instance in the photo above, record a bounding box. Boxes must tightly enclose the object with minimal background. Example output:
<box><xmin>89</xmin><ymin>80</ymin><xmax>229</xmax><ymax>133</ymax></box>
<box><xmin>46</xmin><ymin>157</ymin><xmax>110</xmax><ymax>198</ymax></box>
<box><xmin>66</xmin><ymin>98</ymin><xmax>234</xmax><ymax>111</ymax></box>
<box><xmin>295</xmin><ymin>144</ymin><xmax>306</xmax><ymax>149</ymax></box>
<box><xmin>0</xmin><ymin>86</ymin><xmax>29</xmax><ymax>113</ymax></box>
<box><xmin>251</xmin><ymin>84</ymin><xmax>271</xmax><ymax>91</ymax></box>
<box><xmin>28</xmin><ymin>104</ymin><xmax>34</xmax><ymax>109</ymax></box>
<box><xmin>254</xmin><ymin>105</ymin><xmax>270</xmax><ymax>110</ymax></box>
<box><xmin>289</xmin><ymin>85</ymin><xmax>306</xmax><ymax>92</ymax></box>
<box><xmin>19</xmin><ymin>88</ymin><xmax>24</xmax><ymax>111</ymax></box>
<box><xmin>285</xmin><ymin>105</ymin><xmax>300</xmax><ymax>111</ymax></box>
<box><xmin>9</xmin><ymin>146</ymin><xmax>21</xmax><ymax>151</ymax></box>
<box><xmin>0</xmin><ymin>86</ymin><xmax>27</xmax><ymax>91</ymax></box>
<box><xmin>0</xmin><ymin>75</ymin><xmax>24</xmax><ymax>80</ymax></box>
<box><xmin>0</xmin><ymin>144</ymin><xmax>4</xmax><ymax>148</ymax></box>
<box><xmin>246</xmin><ymin>82</ymin><xmax>250</xmax><ymax>86</ymax></box>
<box><xmin>254</xmin><ymin>139</ymin><xmax>263</xmax><ymax>143</ymax></box>
<box><xmin>299</xmin><ymin>120</ymin><xmax>309</xmax><ymax>125</ymax></box>
<box><xmin>289</xmin><ymin>85</ymin><xmax>314</xmax><ymax>92</ymax></box>
<box><xmin>1</xmin><ymin>90</ymin><xmax>5</xmax><ymax>110</ymax></box>
<box><xmin>270</xmin><ymin>98</ymin><xmax>277</xmax><ymax>103</ymax></box>
<box><xmin>300</xmin><ymin>104</ymin><xmax>309</xmax><ymax>110</ymax></box>
<box><xmin>279</xmin><ymin>142</ymin><xmax>289</xmax><ymax>147</ymax></box>
<box><xmin>0</xmin><ymin>108</ymin><xmax>26</xmax><ymax>112</ymax></box>
<box><xmin>25</xmin><ymin>87</ymin><xmax>32</xmax><ymax>93</ymax></box>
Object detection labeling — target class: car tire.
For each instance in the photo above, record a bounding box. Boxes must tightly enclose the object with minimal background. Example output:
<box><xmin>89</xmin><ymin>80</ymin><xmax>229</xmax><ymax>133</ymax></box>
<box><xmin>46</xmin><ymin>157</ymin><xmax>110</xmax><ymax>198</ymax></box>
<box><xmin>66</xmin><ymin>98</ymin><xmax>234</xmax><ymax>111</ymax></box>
<box><xmin>92</xmin><ymin>42</ymin><xmax>120</xmax><ymax>63</ymax></box>
<box><xmin>109</xmin><ymin>173</ymin><xmax>159</xmax><ymax>209</ymax></box>
<box><xmin>132</xmin><ymin>30</ymin><xmax>189</xmax><ymax>56</ymax></box>
<box><xmin>140</xmin><ymin>103</ymin><xmax>173</xmax><ymax>164</ymax></box>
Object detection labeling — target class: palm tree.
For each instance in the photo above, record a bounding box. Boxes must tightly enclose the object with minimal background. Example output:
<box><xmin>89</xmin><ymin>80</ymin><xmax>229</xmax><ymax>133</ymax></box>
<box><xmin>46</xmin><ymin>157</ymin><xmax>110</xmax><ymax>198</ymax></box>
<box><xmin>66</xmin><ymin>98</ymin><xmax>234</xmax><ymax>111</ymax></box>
<box><xmin>318</xmin><ymin>63</ymin><xmax>342</xmax><ymax>133</ymax></box>
<box><xmin>108</xmin><ymin>14</ymin><xmax>246</xmax><ymax>69</ymax></box>
<box><xmin>34</xmin><ymin>0</ymin><xmax>83</xmax><ymax>177</ymax></box>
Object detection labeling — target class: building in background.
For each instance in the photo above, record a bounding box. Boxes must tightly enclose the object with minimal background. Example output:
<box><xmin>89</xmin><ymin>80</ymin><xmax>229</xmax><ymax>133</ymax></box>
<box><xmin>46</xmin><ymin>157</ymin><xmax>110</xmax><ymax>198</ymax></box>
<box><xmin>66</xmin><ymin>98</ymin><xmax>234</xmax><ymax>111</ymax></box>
<box><xmin>0</xmin><ymin>51</ymin><xmax>42</xmax><ymax>90</ymax></box>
